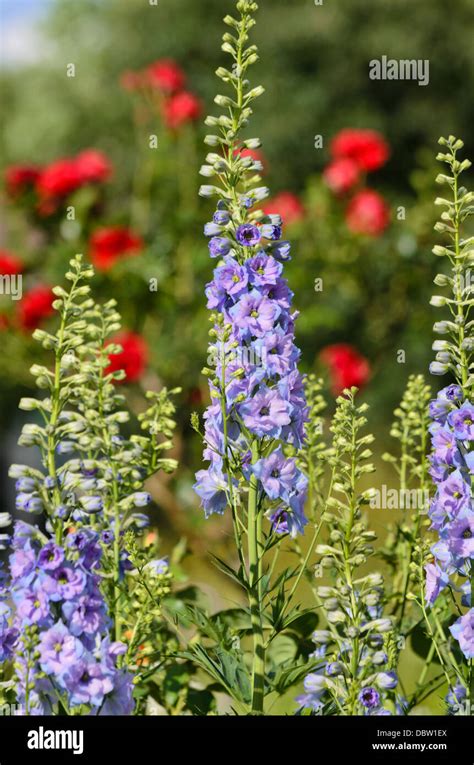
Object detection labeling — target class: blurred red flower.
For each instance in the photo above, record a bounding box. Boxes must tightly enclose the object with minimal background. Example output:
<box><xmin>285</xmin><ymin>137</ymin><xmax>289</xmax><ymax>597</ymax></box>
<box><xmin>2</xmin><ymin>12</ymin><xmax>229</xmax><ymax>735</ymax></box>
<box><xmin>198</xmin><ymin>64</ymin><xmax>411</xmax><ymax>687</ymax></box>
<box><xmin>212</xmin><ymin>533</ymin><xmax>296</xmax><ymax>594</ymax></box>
<box><xmin>147</xmin><ymin>59</ymin><xmax>185</xmax><ymax>93</ymax></box>
<box><xmin>330</xmin><ymin>129</ymin><xmax>389</xmax><ymax>172</ymax></box>
<box><xmin>18</xmin><ymin>285</ymin><xmax>55</xmax><ymax>331</ymax></box>
<box><xmin>262</xmin><ymin>191</ymin><xmax>305</xmax><ymax>226</ymax></box>
<box><xmin>323</xmin><ymin>157</ymin><xmax>360</xmax><ymax>194</ymax></box>
<box><xmin>163</xmin><ymin>91</ymin><xmax>202</xmax><ymax>129</ymax></box>
<box><xmin>345</xmin><ymin>189</ymin><xmax>390</xmax><ymax>236</ymax></box>
<box><xmin>74</xmin><ymin>150</ymin><xmax>112</xmax><ymax>185</ymax></box>
<box><xmin>0</xmin><ymin>314</ymin><xmax>9</xmax><ymax>332</ymax></box>
<box><xmin>5</xmin><ymin>165</ymin><xmax>42</xmax><ymax>197</ymax></box>
<box><xmin>0</xmin><ymin>250</ymin><xmax>24</xmax><ymax>275</ymax></box>
<box><xmin>36</xmin><ymin>158</ymin><xmax>82</xmax><ymax>199</ymax></box>
<box><xmin>106</xmin><ymin>331</ymin><xmax>148</xmax><ymax>383</ymax></box>
<box><xmin>88</xmin><ymin>226</ymin><xmax>143</xmax><ymax>271</ymax></box>
<box><xmin>320</xmin><ymin>344</ymin><xmax>371</xmax><ymax>394</ymax></box>
<box><xmin>36</xmin><ymin>150</ymin><xmax>112</xmax><ymax>200</ymax></box>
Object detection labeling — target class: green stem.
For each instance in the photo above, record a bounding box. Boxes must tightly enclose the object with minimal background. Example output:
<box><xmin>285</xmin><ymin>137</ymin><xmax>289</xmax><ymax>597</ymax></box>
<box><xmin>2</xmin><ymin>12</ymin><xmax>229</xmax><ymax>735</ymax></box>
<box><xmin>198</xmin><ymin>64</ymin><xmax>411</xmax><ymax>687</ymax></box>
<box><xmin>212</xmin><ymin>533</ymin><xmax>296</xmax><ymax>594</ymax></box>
<box><xmin>247</xmin><ymin>440</ymin><xmax>265</xmax><ymax>715</ymax></box>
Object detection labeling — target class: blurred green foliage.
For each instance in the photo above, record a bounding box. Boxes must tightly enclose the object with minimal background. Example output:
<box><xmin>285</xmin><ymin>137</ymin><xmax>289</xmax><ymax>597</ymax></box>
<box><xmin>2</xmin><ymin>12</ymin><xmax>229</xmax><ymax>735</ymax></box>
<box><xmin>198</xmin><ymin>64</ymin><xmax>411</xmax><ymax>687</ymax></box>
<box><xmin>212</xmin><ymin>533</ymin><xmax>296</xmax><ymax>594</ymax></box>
<box><xmin>2</xmin><ymin>0</ymin><xmax>474</xmax><ymax>191</ymax></box>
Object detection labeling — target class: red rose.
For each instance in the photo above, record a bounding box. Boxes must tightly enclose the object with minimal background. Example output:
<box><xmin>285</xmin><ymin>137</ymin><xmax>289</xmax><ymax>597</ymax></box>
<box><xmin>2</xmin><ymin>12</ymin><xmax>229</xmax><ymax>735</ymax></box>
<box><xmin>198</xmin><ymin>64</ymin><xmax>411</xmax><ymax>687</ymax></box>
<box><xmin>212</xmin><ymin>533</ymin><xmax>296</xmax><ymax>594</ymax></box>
<box><xmin>345</xmin><ymin>189</ymin><xmax>390</xmax><ymax>236</ymax></box>
<box><xmin>18</xmin><ymin>285</ymin><xmax>55</xmax><ymax>331</ymax></box>
<box><xmin>0</xmin><ymin>250</ymin><xmax>23</xmax><ymax>275</ymax></box>
<box><xmin>105</xmin><ymin>331</ymin><xmax>148</xmax><ymax>383</ymax></box>
<box><xmin>163</xmin><ymin>91</ymin><xmax>202</xmax><ymax>129</ymax></box>
<box><xmin>36</xmin><ymin>158</ymin><xmax>82</xmax><ymax>199</ymax></box>
<box><xmin>89</xmin><ymin>226</ymin><xmax>143</xmax><ymax>271</ymax></box>
<box><xmin>5</xmin><ymin>165</ymin><xmax>42</xmax><ymax>197</ymax></box>
<box><xmin>75</xmin><ymin>149</ymin><xmax>112</xmax><ymax>184</ymax></box>
<box><xmin>147</xmin><ymin>59</ymin><xmax>186</xmax><ymax>93</ymax></box>
<box><xmin>330</xmin><ymin>129</ymin><xmax>389</xmax><ymax>172</ymax></box>
<box><xmin>262</xmin><ymin>191</ymin><xmax>305</xmax><ymax>226</ymax></box>
<box><xmin>320</xmin><ymin>344</ymin><xmax>371</xmax><ymax>395</ymax></box>
<box><xmin>323</xmin><ymin>157</ymin><xmax>360</xmax><ymax>194</ymax></box>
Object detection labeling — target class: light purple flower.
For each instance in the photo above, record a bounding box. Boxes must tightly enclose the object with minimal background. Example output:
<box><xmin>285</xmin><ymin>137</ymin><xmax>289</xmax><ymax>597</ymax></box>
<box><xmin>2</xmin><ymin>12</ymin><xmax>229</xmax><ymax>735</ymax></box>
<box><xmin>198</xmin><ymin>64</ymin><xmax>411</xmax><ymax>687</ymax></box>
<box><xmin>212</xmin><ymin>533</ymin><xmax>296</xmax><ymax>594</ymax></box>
<box><xmin>194</xmin><ymin>464</ymin><xmax>230</xmax><ymax>517</ymax></box>
<box><xmin>38</xmin><ymin>542</ymin><xmax>64</xmax><ymax>571</ymax></box>
<box><xmin>449</xmin><ymin>403</ymin><xmax>474</xmax><ymax>441</ymax></box>
<box><xmin>425</xmin><ymin>563</ymin><xmax>449</xmax><ymax>604</ymax></box>
<box><xmin>230</xmin><ymin>290</ymin><xmax>280</xmax><ymax>338</ymax></box>
<box><xmin>449</xmin><ymin>610</ymin><xmax>474</xmax><ymax>659</ymax></box>
<box><xmin>38</xmin><ymin>621</ymin><xmax>84</xmax><ymax>675</ymax></box>
<box><xmin>246</xmin><ymin>253</ymin><xmax>282</xmax><ymax>287</ymax></box>
<box><xmin>239</xmin><ymin>386</ymin><xmax>291</xmax><ymax>437</ymax></box>
<box><xmin>214</xmin><ymin>257</ymin><xmax>249</xmax><ymax>297</ymax></box>
<box><xmin>252</xmin><ymin>447</ymin><xmax>297</xmax><ymax>500</ymax></box>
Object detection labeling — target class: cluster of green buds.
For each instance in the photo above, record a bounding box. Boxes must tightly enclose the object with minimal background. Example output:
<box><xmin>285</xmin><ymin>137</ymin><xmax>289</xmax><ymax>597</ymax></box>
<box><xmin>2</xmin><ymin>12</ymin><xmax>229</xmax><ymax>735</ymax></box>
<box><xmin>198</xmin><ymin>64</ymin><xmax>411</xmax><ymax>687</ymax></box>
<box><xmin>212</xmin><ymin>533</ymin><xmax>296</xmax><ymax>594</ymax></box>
<box><xmin>381</xmin><ymin>374</ymin><xmax>432</xmax><ymax>633</ymax></box>
<box><xmin>299</xmin><ymin>391</ymin><xmax>400</xmax><ymax>715</ymax></box>
<box><xmin>430</xmin><ymin>136</ymin><xmax>473</xmax><ymax>389</ymax></box>
<box><xmin>9</xmin><ymin>253</ymin><xmax>179</xmax><ymax>646</ymax></box>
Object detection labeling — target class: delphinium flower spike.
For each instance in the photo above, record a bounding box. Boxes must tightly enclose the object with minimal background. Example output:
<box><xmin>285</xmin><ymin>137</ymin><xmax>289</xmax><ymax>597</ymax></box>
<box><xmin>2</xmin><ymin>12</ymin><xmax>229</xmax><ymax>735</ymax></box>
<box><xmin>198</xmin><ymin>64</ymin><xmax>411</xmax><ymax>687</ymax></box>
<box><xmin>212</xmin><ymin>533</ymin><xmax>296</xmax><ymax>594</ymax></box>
<box><xmin>422</xmin><ymin>137</ymin><xmax>473</xmax><ymax>713</ymax></box>
<box><xmin>381</xmin><ymin>374</ymin><xmax>432</xmax><ymax>635</ymax></box>
<box><xmin>298</xmin><ymin>390</ymin><xmax>401</xmax><ymax>715</ymax></box>
<box><xmin>193</xmin><ymin>0</ymin><xmax>308</xmax><ymax>714</ymax></box>
<box><xmin>0</xmin><ymin>255</ymin><xmax>179</xmax><ymax>715</ymax></box>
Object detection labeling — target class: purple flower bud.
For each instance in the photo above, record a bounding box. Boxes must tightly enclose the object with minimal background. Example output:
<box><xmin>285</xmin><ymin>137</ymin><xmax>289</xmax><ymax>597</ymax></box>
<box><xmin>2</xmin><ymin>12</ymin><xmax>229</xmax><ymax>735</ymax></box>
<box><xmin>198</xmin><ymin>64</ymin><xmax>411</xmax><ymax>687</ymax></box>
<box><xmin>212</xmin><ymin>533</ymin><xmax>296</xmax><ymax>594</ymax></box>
<box><xmin>130</xmin><ymin>493</ymin><xmax>151</xmax><ymax>508</ymax></box>
<box><xmin>79</xmin><ymin>496</ymin><xmax>103</xmax><ymax>513</ymax></box>
<box><xmin>204</xmin><ymin>222</ymin><xmax>223</xmax><ymax>236</ymax></box>
<box><xmin>260</xmin><ymin>224</ymin><xmax>282</xmax><ymax>240</ymax></box>
<box><xmin>270</xmin><ymin>241</ymin><xmax>291</xmax><ymax>261</ymax></box>
<box><xmin>209</xmin><ymin>237</ymin><xmax>232</xmax><ymax>258</ymax></box>
<box><xmin>213</xmin><ymin>210</ymin><xmax>230</xmax><ymax>225</ymax></box>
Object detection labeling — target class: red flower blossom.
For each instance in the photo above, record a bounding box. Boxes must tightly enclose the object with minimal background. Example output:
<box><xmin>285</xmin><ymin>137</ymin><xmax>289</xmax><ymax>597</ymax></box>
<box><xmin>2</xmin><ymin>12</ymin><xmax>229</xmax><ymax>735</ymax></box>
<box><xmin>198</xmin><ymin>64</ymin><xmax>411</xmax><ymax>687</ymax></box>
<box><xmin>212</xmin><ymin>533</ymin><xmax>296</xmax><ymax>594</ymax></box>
<box><xmin>330</xmin><ymin>129</ymin><xmax>389</xmax><ymax>172</ymax></box>
<box><xmin>345</xmin><ymin>189</ymin><xmax>390</xmax><ymax>236</ymax></box>
<box><xmin>75</xmin><ymin>149</ymin><xmax>112</xmax><ymax>184</ymax></box>
<box><xmin>320</xmin><ymin>344</ymin><xmax>371</xmax><ymax>395</ymax></box>
<box><xmin>262</xmin><ymin>191</ymin><xmax>305</xmax><ymax>226</ymax></box>
<box><xmin>146</xmin><ymin>59</ymin><xmax>186</xmax><ymax>93</ymax></box>
<box><xmin>163</xmin><ymin>91</ymin><xmax>202</xmax><ymax>129</ymax></box>
<box><xmin>0</xmin><ymin>314</ymin><xmax>9</xmax><ymax>332</ymax></box>
<box><xmin>323</xmin><ymin>157</ymin><xmax>360</xmax><ymax>194</ymax></box>
<box><xmin>36</xmin><ymin>150</ymin><xmax>112</xmax><ymax>200</ymax></box>
<box><xmin>0</xmin><ymin>250</ymin><xmax>24</xmax><ymax>275</ymax></box>
<box><xmin>105</xmin><ymin>331</ymin><xmax>148</xmax><ymax>383</ymax></box>
<box><xmin>88</xmin><ymin>226</ymin><xmax>143</xmax><ymax>271</ymax></box>
<box><xmin>36</xmin><ymin>159</ymin><xmax>82</xmax><ymax>199</ymax></box>
<box><xmin>5</xmin><ymin>165</ymin><xmax>42</xmax><ymax>197</ymax></box>
<box><xmin>18</xmin><ymin>285</ymin><xmax>55</xmax><ymax>331</ymax></box>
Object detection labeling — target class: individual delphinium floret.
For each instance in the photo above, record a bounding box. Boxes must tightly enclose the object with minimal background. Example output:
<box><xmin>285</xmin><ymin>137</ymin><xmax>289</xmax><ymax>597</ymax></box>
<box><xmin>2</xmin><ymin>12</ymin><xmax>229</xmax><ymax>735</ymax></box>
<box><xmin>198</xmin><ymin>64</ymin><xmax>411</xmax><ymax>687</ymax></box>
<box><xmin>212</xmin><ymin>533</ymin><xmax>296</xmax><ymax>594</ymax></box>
<box><xmin>419</xmin><ymin>137</ymin><xmax>473</xmax><ymax>713</ymax></box>
<box><xmin>191</xmin><ymin>1</ymin><xmax>308</xmax><ymax>715</ymax></box>
<box><xmin>0</xmin><ymin>255</ymin><xmax>179</xmax><ymax>715</ymax></box>
<box><xmin>298</xmin><ymin>390</ymin><xmax>402</xmax><ymax>715</ymax></box>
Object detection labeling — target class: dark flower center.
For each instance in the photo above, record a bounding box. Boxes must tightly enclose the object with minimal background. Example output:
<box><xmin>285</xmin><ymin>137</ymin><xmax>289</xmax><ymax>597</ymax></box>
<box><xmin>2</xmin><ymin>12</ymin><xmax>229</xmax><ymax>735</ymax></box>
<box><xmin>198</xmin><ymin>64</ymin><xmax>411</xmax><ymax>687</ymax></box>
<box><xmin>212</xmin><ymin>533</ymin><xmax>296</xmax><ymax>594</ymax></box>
<box><xmin>260</xmin><ymin>406</ymin><xmax>270</xmax><ymax>416</ymax></box>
